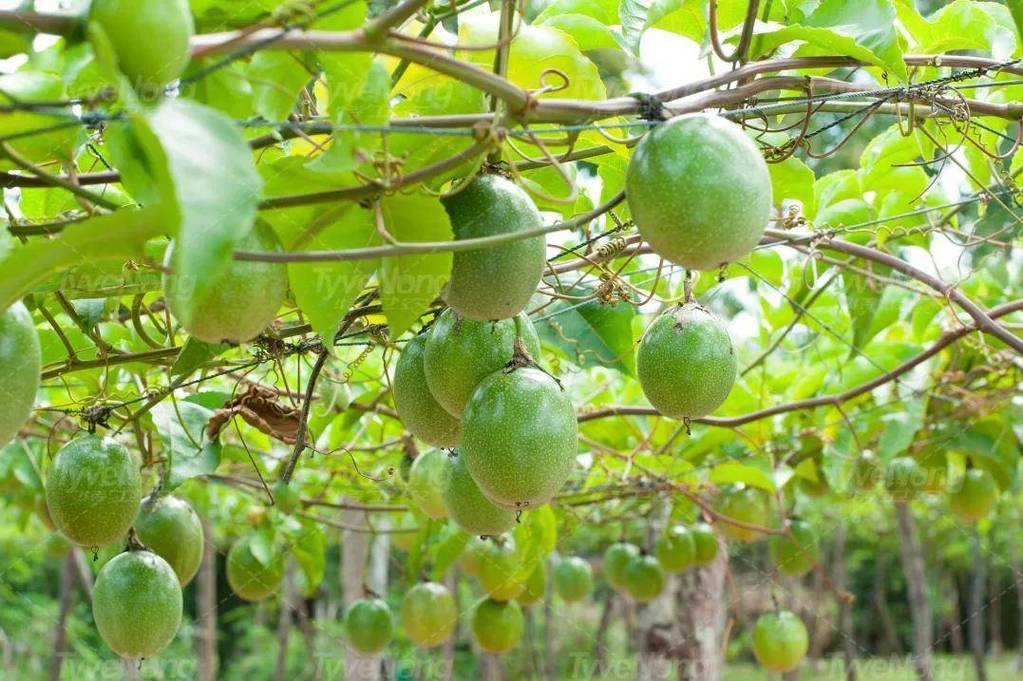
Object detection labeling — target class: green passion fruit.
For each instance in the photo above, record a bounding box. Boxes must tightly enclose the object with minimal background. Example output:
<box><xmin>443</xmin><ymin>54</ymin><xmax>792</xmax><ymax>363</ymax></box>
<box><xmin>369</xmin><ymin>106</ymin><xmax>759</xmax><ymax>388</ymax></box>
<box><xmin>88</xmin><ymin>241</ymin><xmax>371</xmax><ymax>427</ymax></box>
<box><xmin>92</xmin><ymin>550</ymin><xmax>183</xmax><ymax>658</ymax></box>
<box><xmin>851</xmin><ymin>451</ymin><xmax>881</xmax><ymax>491</ymax></box>
<box><xmin>0</xmin><ymin>301</ymin><xmax>41</xmax><ymax>448</ymax></box>
<box><xmin>162</xmin><ymin>221</ymin><xmax>288</xmax><ymax>344</ymax></box>
<box><xmin>89</xmin><ymin>0</ymin><xmax>194</xmax><ymax>92</ymax></box>
<box><xmin>226</xmin><ymin>535</ymin><xmax>285</xmax><ymax>601</ymax></box>
<box><xmin>915</xmin><ymin>447</ymin><xmax>949</xmax><ymax>493</ymax></box>
<box><xmin>655</xmin><ymin>525</ymin><xmax>696</xmax><ymax>573</ymax></box>
<box><xmin>752</xmin><ymin>610</ymin><xmax>809</xmax><ymax>673</ymax></box>
<box><xmin>442</xmin><ymin>174</ymin><xmax>546</xmax><ymax>321</ymax></box>
<box><xmin>691</xmin><ymin>523</ymin><xmax>719</xmax><ymax>567</ymax></box>
<box><xmin>769</xmin><ymin>521</ymin><xmax>818</xmax><ymax>577</ymax></box>
<box><xmin>625</xmin><ymin>113</ymin><xmax>772</xmax><ymax>270</ymax></box>
<box><xmin>637</xmin><ymin>303</ymin><xmax>736</xmax><ymax>419</ymax></box>
<box><xmin>516</xmin><ymin>562</ymin><xmax>547</xmax><ymax>606</ymax></box>
<box><xmin>478</xmin><ymin>540</ymin><xmax>525</xmax><ymax>601</ymax></box>
<box><xmin>46</xmin><ymin>435</ymin><xmax>141</xmax><ymax>547</ymax></box>
<box><xmin>134</xmin><ymin>495</ymin><xmax>204</xmax><ymax>586</ymax></box>
<box><xmin>950</xmin><ymin>468</ymin><xmax>997</xmax><ymax>522</ymax></box>
<box><xmin>553</xmin><ymin>556</ymin><xmax>593</xmax><ymax>603</ymax></box>
<box><xmin>884</xmin><ymin>456</ymin><xmax>925</xmax><ymax>501</ymax></box>
<box><xmin>442</xmin><ymin>450</ymin><xmax>516</xmax><ymax>536</ymax></box>
<box><xmin>401</xmin><ymin>582</ymin><xmax>457</xmax><ymax>648</ymax></box>
<box><xmin>718</xmin><ymin>487</ymin><xmax>771</xmax><ymax>543</ymax></box>
<box><xmin>270</xmin><ymin>480</ymin><xmax>301</xmax><ymax>514</ymax></box>
<box><xmin>459</xmin><ymin>536</ymin><xmax>487</xmax><ymax>575</ymax></box>
<box><xmin>603</xmin><ymin>542</ymin><xmax>640</xmax><ymax>589</ymax></box>
<box><xmin>461</xmin><ymin>367</ymin><xmax>577</xmax><ymax>508</ymax></box>
<box><xmin>392</xmin><ymin>333</ymin><xmax>461</xmax><ymax>447</ymax></box>
<box><xmin>472</xmin><ymin>598</ymin><xmax>524</xmax><ymax>653</ymax></box>
<box><xmin>346</xmin><ymin>598</ymin><xmax>394</xmax><ymax>654</ymax></box>
<box><xmin>423</xmin><ymin>309</ymin><xmax>541</xmax><ymax>416</ymax></box>
<box><xmin>408</xmin><ymin>448</ymin><xmax>449</xmax><ymax>520</ymax></box>
<box><xmin>623</xmin><ymin>554</ymin><xmax>666</xmax><ymax>603</ymax></box>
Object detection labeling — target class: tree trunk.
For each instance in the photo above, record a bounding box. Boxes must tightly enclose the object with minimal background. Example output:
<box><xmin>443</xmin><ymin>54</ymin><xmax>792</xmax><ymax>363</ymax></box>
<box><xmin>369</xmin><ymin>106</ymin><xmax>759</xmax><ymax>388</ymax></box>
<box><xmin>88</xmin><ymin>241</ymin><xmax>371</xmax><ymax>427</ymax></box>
<box><xmin>122</xmin><ymin>658</ymin><xmax>139</xmax><ymax>681</ymax></box>
<box><xmin>49</xmin><ymin>551</ymin><xmax>75</xmax><ymax>681</ymax></box>
<box><xmin>441</xmin><ymin>569</ymin><xmax>458</xmax><ymax>681</ymax></box>
<box><xmin>894</xmin><ymin>502</ymin><xmax>933</xmax><ymax>681</ymax></box>
<box><xmin>988</xmin><ymin>561</ymin><xmax>1002</xmax><ymax>656</ymax></box>
<box><xmin>947</xmin><ymin>576</ymin><xmax>964</xmax><ymax>655</ymax></box>
<box><xmin>634</xmin><ymin>572</ymin><xmax>676</xmax><ymax>681</ymax></box>
<box><xmin>342</xmin><ymin>503</ymin><xmax>382</xmax><ymax>681</ymax></box>
<box><xmin>674</xmin><ymin>537</ymin><xmax>727</xmax><ymax>681</ymax></box>
<box><xmin>275</xmin><ymin>563</ymin><xmax>296</xmax><ymax>681</ymax></box>
<box><xmin>1010</xmin><ymin>537</ymin><xmax>1023</xmax><ymax>672</ymax></box>
<box><xmin>871</xmin><ymin>551</ymin><xmax>900</xmax><ymax>655</ymax></box>
<box><xmin>969</xmin><ymin>529</ymin><xmax>987</xmax><ymax>681</ymax></box>
<box><xmin>481</xmin><ymin>654</ymin><xmax>503</xmax><ymax>681</ymax></box>
<box><xmin>594</xmin><ymin>590</ymin><xmax>614</xmax><ymax>677</ymax></box>
<box><xmin>196</xmin><ymin>516</ymin><xmax>218</xmax><ymax>681</ymax></box>
<box><xmin>833</xmin><ymin>520</ymin><xmax>857</xmax><ymax>681</ymax></box>
<box><xmin>542</xmin><ymin>557</ymin><xmax>555</xmax><ymax>681</ymax></box>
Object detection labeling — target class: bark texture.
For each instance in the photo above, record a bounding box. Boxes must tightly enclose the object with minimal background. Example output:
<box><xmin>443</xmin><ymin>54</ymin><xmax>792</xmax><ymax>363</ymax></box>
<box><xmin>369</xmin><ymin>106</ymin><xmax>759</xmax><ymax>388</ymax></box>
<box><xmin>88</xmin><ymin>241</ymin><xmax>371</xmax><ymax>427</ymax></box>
<box><xmin>894</xmin><ymin>502</ymin><xmax>933</xmax><ymax>681</ymax></box>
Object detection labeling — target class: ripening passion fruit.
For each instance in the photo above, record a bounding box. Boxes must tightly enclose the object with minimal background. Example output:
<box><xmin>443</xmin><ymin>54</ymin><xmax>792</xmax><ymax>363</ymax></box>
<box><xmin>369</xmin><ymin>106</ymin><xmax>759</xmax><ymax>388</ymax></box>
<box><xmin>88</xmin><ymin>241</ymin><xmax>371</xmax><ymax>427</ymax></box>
<box><xmin>346</xmin><ymin>597</ymin><xmax>394</xmax><ymax>654</ymax></box>
<box><xmin>622</xmin><ymin>554</ymin><xmax>666</xmax><ymax>603</ymax></box>
<box><xmin>553</xmin><ymin>556</ymin><xmax>593</xmax><ymax>603</ymax></box>
<box><xmin>442</xmin><ymin>450</ymin><xmax>516</xmax><ymax>536</ymax></box>
<box><xmin>769</xmin><ymin>520</ymin><xmax>818</xmax><ymax>577</ymax></box>
<box><xmin>625</xmin><ymin>113</ymin><xmax>772</xmax><ymax>270</ymax></box>
<box><xmin>392</xmin><ymin>333</ymin><xmax>461</xmax><ymax>447</ymax></box>
<box><xmin>226</xmin><ymin>535</ymin><xmax>284</xmax><ymax>601</ymax></box>
<box><xmin>516</xmin><ymin>562</ymin><xmax>547</xmax><ymax>606</ymax></box>
<box><xmin>472</xmin><ymin>598</ymin><xmax>524</xmax><ymax>653</ymax></box>
<box><xmin>950</xmin><ymin>468</ymin><xmax>997</xmax><ymax>522</ymax></box>
<box><xmin>401</xmin><ymin>582</ymin><xmax>456</xmax><ymax>648</ymax></box>
<box><xmin>752</xmin><ymin>610</ymin><xmax>809</xmax><ymax>673</ymax></box>
<box><xmin>690</xmin><ymin>523</ymin><xmax>719</xmax><ymax>566</ymax></box>
<box><xmin>0</xmin><ymin>301</ymin><xmax>41</xmax><ymax>448</ymax></box>
<box><xmin>718</xmin><ymin>487</ymin><xmax>771</xmax><ymax>543</ymax></box>
<box><xmin>478</xmin><ymin>540</ymin><xmax>526</xmax><ymax>601</ymax></box>
<box><xmin>603</xmin><ymin>542</ymin><xmax>640</xmax><ymax>589</ymax></box>
<box><xmin>637</xmin><ymin>303</ymin><xmax>736</xmax><ymax>419</ymax></box>
<box><xmin>407</xmin><ymin>448</ymin><xmax>450</xmax><ymax>520</ymax></box>
<box><xmin>655</xmin><ymin>525</ymin><xmax>696</xmax><ymax>573</ymax></box>
<box><xmin>133</xmin><ymin>495</ymin><xmax>204</xmax><ymax>586</ymax></box>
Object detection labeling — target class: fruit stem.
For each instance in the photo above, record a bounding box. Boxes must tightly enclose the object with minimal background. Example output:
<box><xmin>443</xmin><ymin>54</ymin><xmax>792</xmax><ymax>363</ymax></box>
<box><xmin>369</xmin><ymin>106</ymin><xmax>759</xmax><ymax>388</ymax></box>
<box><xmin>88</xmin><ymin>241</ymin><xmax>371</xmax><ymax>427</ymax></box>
<box><xmin>683</xmin><ymin>270</ymin><xmax>695</xmax><ymax>304</ymax></box>
<box><xmin>125</xmin><ymin>527</ymin><xmax>148</xmax><ymax>553</ymax></box>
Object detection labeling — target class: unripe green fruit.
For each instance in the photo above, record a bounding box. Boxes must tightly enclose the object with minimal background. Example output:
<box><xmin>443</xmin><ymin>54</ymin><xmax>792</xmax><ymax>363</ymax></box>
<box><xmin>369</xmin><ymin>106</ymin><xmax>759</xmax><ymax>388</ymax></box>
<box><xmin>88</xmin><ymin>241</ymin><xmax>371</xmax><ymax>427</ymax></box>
<box><xmin>408</xmin><ymin>449</ymin><xmax>449</xmax><ymax>520</ymax></box>
<box><xmin>851</xmin><ymin>451</ymin><xmax>880</xmax><ymax>491</ymax></box>
<box><xmin>884</xmin><ymin>456</ymin><xmax>924</xmax><ymax>501</ymax></box>
<box><xmin>134</xmin><ymin>495</ymin><xmax>204</xmax><ymax>586</ymax></box>
<box><xmin>553</xmin><ymin>556</ymin><xmax>592</xmax><ymax>603</ymax></box>
<box><xmin>459</xmin><ymin>536</ymin><xmax>487</xmax><ymax>575</ymax></box>
<box><xmin>461</xmin><ymin>367</ymin><xmax>577</xmax><ymax>508</ymax></box>
<box><xmin>752</xmin><ymin>610</ymin><xmax>809</xmax><ymax>673</ymax></box>
<box><xmin>478</xmin><ymin>540</ymin><xmax>525</xmax><ymax>601</ymax></box>
<box><xmin>401</xmin><ymin>582</ymin><xmax>456</xmax><ymax>648</ymax></box>
<box><xmin>623</xmin><ymin>554</ymin><xmax>665</xmax><ymax>603</ymax></box>
<box><xmin>46</xmin><ymin>435</ymin><xmax>141</xmax><ymax>547</ymax></box>
<box><xmin>89</xmin><ymin>0</ymin><xmax>194</xmax><ymax>91</ymax></box>
<box><xmin>92</xmin><ymin>550</ymin><xmax>183</xmax><ymax>658</ymax></box>
<box><xmin>637</xmin><ymin>304</ymin><xmax>736</xmax><ymax>419</ymax></box>
<box><xmin>472</xmin><ymin>598</ymin><xmax>524</xmax><ymax>653</ymax></box>
<box><xmin>718</xmin><ymin>488</ymin><xmax>771</xmax><ymax>543</ymax></box>
<box><xmin>603</xmin><ymin>542</ymin><xmax>639</xmax><ymax>589</ymax></box>
<box><xmin>625</xmin><ymin>113</ymin><xmax>772</xmax><ymax>270</ymax></box>
<box><xmin>950</xmin><ymin>469</ymin><xmax>997</xmax><ymax>522</ymax></box>
<box><xmin>0</xmin><ymin>301</ymin><xmax>41</xmax><ymax>448</ymax></box>
<box><xmin>442</xmin><ymin>174</ymin><xmax>546</xmax><ymax>321</ymax></box>
<box><xmin>655</xmin><ymin>525</ymin><xmax>696</xmax><ymax>573</ymax></box>
<box><xmin>163</xmin><ymin>221</ymin><xmax>288</xmax><ymax>344</ymax></box>
<box><xmin>690</xmin><ymin>524</ymin><xmax>719</xmax><ymax>566</ymax></box>
<box><xmin>915</xmin><ymin>448</ymin><xmax>948</xmax><ymax>494</ymax></box>
<box><xmin>271</xmin><ymin>480</ymin><xmax>301</xmax><ymax>514</ymax></box>
<box><xmin>346</xmin><ymin>598</ymin><xmax>393</xmax><ymax>654</ymax></box>
<box><xmin>769</xmin><ymin>521</ymin><xmax>818</xmax><ymax>577</ymax></box>
<box><xmin>442</xmin><ymin>450</ymin><xmax>516</xmax><ymax>536</ymax></box>
<box><xmin>423</xmin><ymin>309</ymin><xmax>541</xmax><ymax>416</ymax></box>
<box><xmin>393</xmin><ymin>334</ymin><xmax>460</xmax><ymax>447</ymax></box>
<box><xmin>226</xmin><ymin>536</ymin><xmax>284</xmax><ymax>601</ymax></box>
<box><xmin>516</xmin><ymin>562</ymin><xmax>546</xmax><ymax>605</ymax></box>
<box><xmin>797</xmin><ymin>470</ymin><xmax>829</xmax><ymax>498</ymax></box>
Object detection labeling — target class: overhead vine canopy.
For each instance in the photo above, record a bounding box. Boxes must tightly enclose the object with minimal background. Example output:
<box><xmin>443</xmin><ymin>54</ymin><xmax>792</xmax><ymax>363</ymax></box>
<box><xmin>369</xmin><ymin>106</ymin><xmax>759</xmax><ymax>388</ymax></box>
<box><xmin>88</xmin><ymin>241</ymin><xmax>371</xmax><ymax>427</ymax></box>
<box><xmin>1</xmin><ymin>0</ymin><xmax>1023</xmax><ymax>676</ymax></box>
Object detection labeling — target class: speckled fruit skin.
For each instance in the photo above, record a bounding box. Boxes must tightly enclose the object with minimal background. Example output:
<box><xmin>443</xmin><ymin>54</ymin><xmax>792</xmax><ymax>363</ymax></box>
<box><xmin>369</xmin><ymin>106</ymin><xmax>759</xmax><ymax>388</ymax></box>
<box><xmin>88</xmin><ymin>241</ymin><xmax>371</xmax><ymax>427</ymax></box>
<box><xmin>46</xmin><ymin>435</ymin><xmax>141</xmax><ymax>547</ymax></box>
<box><xmin>163</xmin><ymin>221</ymin><xmax>288</xmax><ymax>344</ymax></box>
<box><xmin>752</xmin><ymin>611</ymin><xmax>809</xmax><ymax>673</ymax></box>
<box><xmin>516</xmin><ymin>563</ymin><xmax>546</xmax><ymax>605</ymax></box>
<box><xmin>603</xmin><ymin>542</ymin><xmax>639</xmax><ymax>589</ymax></box>
<box><xmin>401</xmin><ymin>582</ymin><xmax>456</xmax><ymax>648</ymax></box>
<box><xmin>134</xmin><ymin>496</ymin><xmax>204</xmax><ymax>586</ymax></box>
<box><xmin>655</xmin><ymin>525</ymin><xmax>695</xmax><ymax>573</ymax></box>
<box><xmin>423</xmin><ymin>309</ymin><xmax>541</xmax><ymax>416</ymax></box>
<box><xmin>441</xmin><ymin>174</ymin><xmax>546</xmax><ymax>321</ymax></box>
<box><xmin>718</xmin><ymin>487</ymin><xmax>770</xmax><ymax>543</ymax></box>
<box><xmin>408</xmin><ymin>449</ymin><xmax>449</xmax><ymax>520</ymax></box>
<box><xmin>226</xmin><ymin>536</ymin><xmax>284</xmax><ymax>601</ymax></box>
<box><xmin>0</xmin><ymin>301</ymin><xmax>40</xmax><ymax>448</ymax></box>
<box><xmin>92</xmin><ymin>551</ymin><xmax>183</xmax><ymax>658</ymax></box>
<box><xmin>392</xmin><ymin>334</ymin><xmax>460</xmax><ymax>447</ymax></box>
<box><xmin>623</xmin><ymin>555</ymin><xmax>665</xmax><ymax>603</ymax></box>
<box><xmin>459</xmin><ymin>536</ymin><xmax>487</xmax><ymax>575</ymax></box>
<box><xmin>769</xmin><ymin>521</ymin><xmax>818</xmax><ymax>577</ymax></box>
<box><xmin>637</xmin><ymin>303</ymin><xmax>736</xmax><ymax>419</ymax></box>
<box><xmin>884</xmin><ymin>456</ymin><xmax>924</xmax><ymax>501</ymax></box>
<box><xmin>461</xmin><ymin>367</ymin><xmax>578</xmax><ymax>508</ymax></box>
<box><xmin>346</xmin><ymin>598</ymin><xmax>393</xmax><ymax>654</ymax></box>
<box><xmin>625</xmin><ymin>113</ymin><xmax>772</xmax><ymax>270</ymax></box>
<box><xmin>478</xmin><ymin>541</ymin><xmax>525</xmax><ymax>601</ymax></box>
<box><xmin>690</xmin><ymin>524</ymin><xmax>719</xmax><ymax>566</ymax></box>
<box><xmin>89</xmin><ymin>0</ymin><xmax>194</xmax><ymax>91</ymax></box>
<box><xmin>442</xmin><ymin>451</ymin><xmax>516</xmax><ymax>536</ymax></box>
<box><xmin>472</xmin><ymin>598</ymin><xmax>524</xmax><ymax>653</ymax></box>
<box><xmin>553</xmin><ymin>557</ymin><xmax>592</xmax><ymax>603</ymax></box>
<box><xmin>950</xmin><ymin>469</ymin><xmax>997</xmax><ymax>522</ymax></box>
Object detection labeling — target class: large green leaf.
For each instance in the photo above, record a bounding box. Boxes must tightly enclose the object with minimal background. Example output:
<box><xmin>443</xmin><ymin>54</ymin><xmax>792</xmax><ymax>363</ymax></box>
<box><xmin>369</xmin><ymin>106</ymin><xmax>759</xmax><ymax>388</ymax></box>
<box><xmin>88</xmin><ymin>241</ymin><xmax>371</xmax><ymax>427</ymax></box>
<box><xmin>619</xmin><ymin>0</ymin><xmax>704</xmax><ymax>54</ymax></box>
<box><xmin>309</xmin><ymin>61</ymin><xmax>391</xmax><ymax>175</ymax></box>
<box><xmin>248</xmin><ymin>51</ymin><xmax>311</xmax><ymax>122</ymax></box>
<box><xmin>954</xmin><ymin>416</ymin><xmax>1019</xmax><ymax>490</ymax></box>
<box><xmin>535</xmin><ymin>292</ymin><xmax>637</xmax><ymax>376</ymax></box>
<box><xmin>151</xmin><ymin>400</ymin><xmax>222</xmax><ymax>490</ymax></box>
<box><xmin>768</xmin><ymin>154</ymin><xmax>817</xmax><ymax>219</ymax></box>
<box><xmin>896</xmin><ymin>0</ymin><xmax>1016</xmax><ymax>58</ymax></box>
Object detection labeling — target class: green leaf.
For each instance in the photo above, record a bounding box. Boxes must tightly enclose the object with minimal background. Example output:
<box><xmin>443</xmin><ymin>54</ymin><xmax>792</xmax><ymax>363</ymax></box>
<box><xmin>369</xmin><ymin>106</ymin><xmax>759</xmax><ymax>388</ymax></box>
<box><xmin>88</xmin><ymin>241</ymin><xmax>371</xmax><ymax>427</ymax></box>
<box><xmin>377</xmin><ymin>195</ymin><xmax>453</xmax><ymax>338</ymax></box>
<box><xmin>404</xmin><ymin>517</ymin><xmax>436</xmax><ymax>584</ymax></box>
<box><xmin>535</xmin><ymin>293</ymin><xmax>637</xmax><ymax>376</ymax></box>
<box><xmin>290</xmin><ymin>519</ymin><xmax>326</xmax><ymax>593</ymax></box>
<box><xmin>768</xmin><ymin>155</ymin><xmax>816</xmax><ymax>219</ymax></box>
<box><xmin>619</xmin><ymin>0</ymin><xmax>705</xmax><ymax>54</ymax></box>
<box><xmin>248</xmin><ymin>51</ymin><xmax>310</xmax><ymax>122</ymax></box>
<box><xmin>184</xmin><ymin>59</ymin><xmax>254</xmax><ymax>119</ymax></box>
<box><xmin>310</xmin><ymin>61</ymin><xmax>390</xmax><ymax>175</ymax></box>
<box><xmin>429</xmin><ymin>528</ymin><xmax>471</xmax><ymax>581</ymax></box>
<box><xmin>511</xmin><ymin>507</ymin><xmax>557</xmax><ymax>581</ymax></box>
<box><xmin>151</xmin><ymin>400</ymin><xmax>222</xmax><ymax>490</ymax></box>
<box><xmin>896</xmin><ymin>0</ymin><xmax>1016</xmax><ymax>58</ymax></box>
<box><xmin>709</xmin><ymin>461</ymin><xmax>776</xmax><ymax>492</ymax></box>
<box><xmin>170</xmin><ymin>336</ymin><xmax>231</xmax><ymax>377</ymax></box>
<box><xmin>539</xmin><ymin>14</ymin><xmax>619</xmax><ymax>50</ymax></box>
<box><xmin>954</xmin><ymin>416</ymin><xmax>1019</xmax><ymax>490</ymax></box>
<box><xmin>877</xmin><ymin>398</ymin><xmax>925</xmax><ymax>459</ymax></box>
